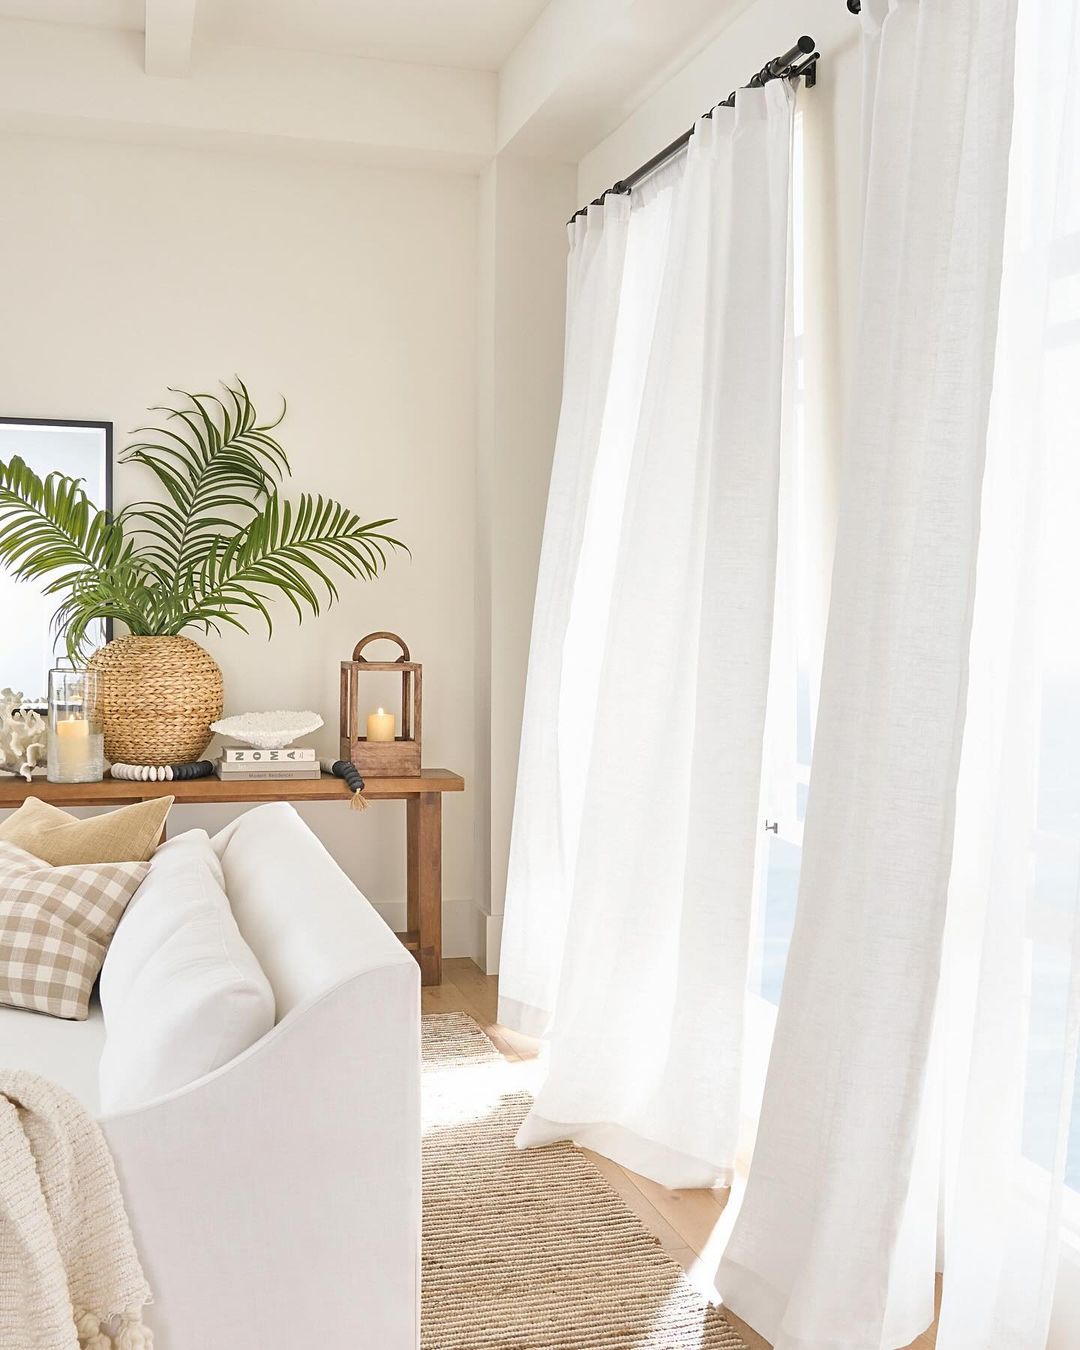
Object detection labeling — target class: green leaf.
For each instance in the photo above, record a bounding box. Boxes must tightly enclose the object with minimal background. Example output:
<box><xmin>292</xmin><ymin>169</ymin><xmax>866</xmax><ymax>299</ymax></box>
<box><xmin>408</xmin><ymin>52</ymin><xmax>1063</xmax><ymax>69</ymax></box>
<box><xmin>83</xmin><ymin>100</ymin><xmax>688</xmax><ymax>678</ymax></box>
<box><xmin>172</xmin><ymin>489</ymin><xmax>404</xmax><ymax>636</ymax></box>
<box><xmin>120</xmin><ymin>378</ymin><xmax>290</xmax><ymax>587</ymax></box>
<box><xmin>0</xmin><ymin>381</ymin><xmax>405</xmax><ymax>654</ymax></box>
<box><xmin>0</xmin><ymin>456</ymin><xmax>125</xmax><ymax>582</ymax></box>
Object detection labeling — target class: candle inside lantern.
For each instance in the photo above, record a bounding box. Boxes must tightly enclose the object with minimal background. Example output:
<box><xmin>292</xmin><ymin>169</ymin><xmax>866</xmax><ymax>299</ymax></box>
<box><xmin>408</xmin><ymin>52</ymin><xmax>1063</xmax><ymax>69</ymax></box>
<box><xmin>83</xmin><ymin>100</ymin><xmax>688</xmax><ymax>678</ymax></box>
<box><xmin>367</xmin><ymin>707</ymin><xmax>396</xmax><ymax>742</ymax></box>
<box><xmin>54</xmin><ymin>717</ymin><xmax>91</xmax><ymax>777</ymax></box>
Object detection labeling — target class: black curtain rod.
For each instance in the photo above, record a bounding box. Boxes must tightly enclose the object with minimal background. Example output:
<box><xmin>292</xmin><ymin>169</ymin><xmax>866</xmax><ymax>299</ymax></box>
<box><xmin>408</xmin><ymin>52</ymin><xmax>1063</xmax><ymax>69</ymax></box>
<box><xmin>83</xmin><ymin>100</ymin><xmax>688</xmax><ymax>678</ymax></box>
<box><xmin>568</xmin><ymin>35</ymin><xmax>819</xmax><ymax>226</ymax></box>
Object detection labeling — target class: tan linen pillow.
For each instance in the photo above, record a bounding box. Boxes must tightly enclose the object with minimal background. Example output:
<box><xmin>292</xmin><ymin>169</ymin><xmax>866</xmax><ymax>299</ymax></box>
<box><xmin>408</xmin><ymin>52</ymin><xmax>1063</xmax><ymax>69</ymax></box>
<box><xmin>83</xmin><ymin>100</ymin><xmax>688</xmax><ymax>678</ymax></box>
<box><xmin>0</xmin><ymin>795</ymin><xmax>173</xmax><ymax>866</ymax></box>
<box><xmin>0</xmin><ymin>839</ymin><xmax>149</xmax><ymax>1020</ymax></box>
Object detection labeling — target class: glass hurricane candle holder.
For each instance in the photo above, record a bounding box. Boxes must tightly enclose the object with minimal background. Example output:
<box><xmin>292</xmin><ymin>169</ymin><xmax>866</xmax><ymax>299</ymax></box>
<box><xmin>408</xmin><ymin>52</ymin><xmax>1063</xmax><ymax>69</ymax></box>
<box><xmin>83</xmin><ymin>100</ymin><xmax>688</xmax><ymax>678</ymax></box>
<box><xmin>47</xmin><ymin>667</ymin><xmax>105</xmax><ymax>784</ymax></box>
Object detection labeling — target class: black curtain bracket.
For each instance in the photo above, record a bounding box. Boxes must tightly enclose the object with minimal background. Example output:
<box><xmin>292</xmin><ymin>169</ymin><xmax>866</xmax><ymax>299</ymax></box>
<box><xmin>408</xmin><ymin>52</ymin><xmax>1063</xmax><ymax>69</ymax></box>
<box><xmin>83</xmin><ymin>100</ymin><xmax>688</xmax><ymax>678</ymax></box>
<box><xmin>568</xmin><ymin>35</ymin><xmax>819</xmax><ymax>226</ymax></box>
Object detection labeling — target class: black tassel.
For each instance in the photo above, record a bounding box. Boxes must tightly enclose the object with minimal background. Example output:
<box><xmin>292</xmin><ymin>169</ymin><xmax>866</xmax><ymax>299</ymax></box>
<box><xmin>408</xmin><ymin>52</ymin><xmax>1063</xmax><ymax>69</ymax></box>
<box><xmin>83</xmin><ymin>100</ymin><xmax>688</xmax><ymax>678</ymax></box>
<box><xmin>329</xmin><ymin>759</ymin><xmax>368</xmax><ymax>810</ymax></box>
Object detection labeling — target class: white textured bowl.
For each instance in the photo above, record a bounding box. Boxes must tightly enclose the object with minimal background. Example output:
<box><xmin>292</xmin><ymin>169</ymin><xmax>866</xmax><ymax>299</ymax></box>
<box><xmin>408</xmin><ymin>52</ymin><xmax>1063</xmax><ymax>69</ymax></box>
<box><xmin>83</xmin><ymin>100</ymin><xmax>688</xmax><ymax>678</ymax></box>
<box><xmin>210</xmin><ymin>710</ymin><xmax>324</xmax><ymax>750</ymax></box>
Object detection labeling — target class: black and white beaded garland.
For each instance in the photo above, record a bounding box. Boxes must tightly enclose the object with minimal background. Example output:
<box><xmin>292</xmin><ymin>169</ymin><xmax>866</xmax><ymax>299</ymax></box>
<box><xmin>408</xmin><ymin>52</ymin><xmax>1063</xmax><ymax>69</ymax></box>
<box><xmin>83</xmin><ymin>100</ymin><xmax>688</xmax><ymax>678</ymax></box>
<box><xmin>111</xmin><ymin>758</ymin><xmax>365</xmax><ymax>808</ymax></box>
<box><xmin>110</xmin><ymin>760</ymin><xmax>215</xmax><ymax>782</ymax></box>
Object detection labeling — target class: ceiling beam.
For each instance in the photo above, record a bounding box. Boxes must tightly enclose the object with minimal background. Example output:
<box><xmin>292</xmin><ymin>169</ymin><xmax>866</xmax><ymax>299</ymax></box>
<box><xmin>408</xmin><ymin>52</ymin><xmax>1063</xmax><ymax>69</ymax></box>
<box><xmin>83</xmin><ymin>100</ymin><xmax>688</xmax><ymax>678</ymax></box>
<box><xmin>0</xmin><ymin>20</ymin><xmax>495</xmax><ymax>170</ymax></box>
<box><xmin>144</xmin><ymin>0</ymin><xmax>198</xmax><ymax>77</ymax></box>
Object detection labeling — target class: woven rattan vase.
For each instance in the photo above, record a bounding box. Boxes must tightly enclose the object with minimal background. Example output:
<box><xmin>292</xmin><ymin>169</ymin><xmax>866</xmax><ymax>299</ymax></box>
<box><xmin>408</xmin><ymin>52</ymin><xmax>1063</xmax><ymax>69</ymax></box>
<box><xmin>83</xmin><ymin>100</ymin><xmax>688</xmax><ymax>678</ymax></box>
<box><xmin>87</xmin><ymin>636</ymin><xmax>223</xmax><ymax>766</ymax></box>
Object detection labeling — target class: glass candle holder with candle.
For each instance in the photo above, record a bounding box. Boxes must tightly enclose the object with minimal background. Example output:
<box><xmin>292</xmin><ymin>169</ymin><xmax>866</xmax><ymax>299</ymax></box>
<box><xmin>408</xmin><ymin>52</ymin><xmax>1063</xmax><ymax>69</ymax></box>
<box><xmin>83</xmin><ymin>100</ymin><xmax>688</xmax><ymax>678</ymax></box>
<box><xmin>47</xmin><ymin>667</ymin><xmax>105</xmax><ymax>783</ymax></box>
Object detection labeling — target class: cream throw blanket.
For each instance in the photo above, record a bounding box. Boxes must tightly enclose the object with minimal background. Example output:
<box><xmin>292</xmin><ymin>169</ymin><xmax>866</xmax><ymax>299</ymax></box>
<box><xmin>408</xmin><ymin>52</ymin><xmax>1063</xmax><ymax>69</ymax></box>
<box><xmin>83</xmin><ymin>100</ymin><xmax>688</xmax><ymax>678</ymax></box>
<box><xmin>0</xmin><ymin>1071</ymin><xmax>152</xmax><ymax>1349</ymax></box>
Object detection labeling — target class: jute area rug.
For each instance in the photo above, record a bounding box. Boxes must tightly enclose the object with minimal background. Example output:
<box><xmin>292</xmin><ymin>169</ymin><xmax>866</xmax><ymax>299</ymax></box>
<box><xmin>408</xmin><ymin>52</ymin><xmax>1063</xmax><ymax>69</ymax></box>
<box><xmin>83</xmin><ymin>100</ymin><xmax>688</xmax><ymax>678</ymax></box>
<box><xmin>421</xmin><ymin>1013</ymin><xmax>747</xmax><ymax>1350</ymax></box>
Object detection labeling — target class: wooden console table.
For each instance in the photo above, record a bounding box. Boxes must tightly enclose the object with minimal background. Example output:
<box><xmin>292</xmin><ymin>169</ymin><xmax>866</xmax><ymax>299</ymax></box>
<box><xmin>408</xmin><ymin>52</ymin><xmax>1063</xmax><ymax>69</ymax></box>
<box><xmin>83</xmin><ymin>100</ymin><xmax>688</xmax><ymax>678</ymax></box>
<box><xmin>0</xmin><ymin>769</ymin><xmax>464</xmax><ymax>987</ymax></box>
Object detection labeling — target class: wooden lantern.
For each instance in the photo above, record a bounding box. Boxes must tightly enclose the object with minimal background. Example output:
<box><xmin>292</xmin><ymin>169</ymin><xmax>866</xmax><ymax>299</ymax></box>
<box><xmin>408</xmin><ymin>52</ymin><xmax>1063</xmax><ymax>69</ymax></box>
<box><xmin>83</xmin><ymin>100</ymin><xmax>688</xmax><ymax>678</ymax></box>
<box><xmin>340</xmin><ymin>632</ymin><xmax>421</xmax><ymax>776</ymax></box>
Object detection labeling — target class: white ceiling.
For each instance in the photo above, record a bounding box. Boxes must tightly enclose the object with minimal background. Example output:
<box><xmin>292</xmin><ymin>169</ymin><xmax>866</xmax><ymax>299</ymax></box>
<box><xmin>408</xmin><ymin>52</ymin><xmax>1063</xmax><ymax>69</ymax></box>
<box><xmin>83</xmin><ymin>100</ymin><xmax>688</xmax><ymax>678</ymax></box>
<box><xmin>199</xmin><ymin>0</ymin><xmax>550</xmax><ymax>70</ymax></box>
<box><xmin>0</xmin><ymin>0</ymin><xmax>551</xmax><ymax>69</ymax></box>
<box><xmin>0</xmin><ymin>0</ymin><xmax>820</xmax><ymax>173</ymax></box>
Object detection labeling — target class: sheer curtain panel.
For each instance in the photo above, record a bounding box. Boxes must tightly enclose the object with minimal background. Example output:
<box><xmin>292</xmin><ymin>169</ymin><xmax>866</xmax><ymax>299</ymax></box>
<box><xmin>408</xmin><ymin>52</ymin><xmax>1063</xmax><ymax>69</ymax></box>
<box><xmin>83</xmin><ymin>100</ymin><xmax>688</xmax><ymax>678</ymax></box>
<box><xmin>936</xmin><ymin>0</ymin><xmax>1080</xmax><ymax>1342</ymax></box>
<box><xmin>497</xmin><ymin>198</ymin><xmax>633</xmax><ymax>1038</ymax></box>
<box><xmin>717</xmin><ymin>1</ymin><xmax>1018</xmax><ymax>1346</ymax></box>
<box><xmin>501</xmin><ymin>82</ymin><xmax>795</xmax><ymax>1188</ymax></box>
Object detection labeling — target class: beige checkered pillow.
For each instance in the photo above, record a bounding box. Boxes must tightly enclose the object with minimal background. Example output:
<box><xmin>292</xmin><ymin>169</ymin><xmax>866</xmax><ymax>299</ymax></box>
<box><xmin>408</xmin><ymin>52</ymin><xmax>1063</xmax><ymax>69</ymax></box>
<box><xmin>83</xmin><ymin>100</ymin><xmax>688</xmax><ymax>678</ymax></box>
<box><xmin>0</xmin><ymin>839</ymin><xmax>149</xmax><ymax>1021</ymax></box>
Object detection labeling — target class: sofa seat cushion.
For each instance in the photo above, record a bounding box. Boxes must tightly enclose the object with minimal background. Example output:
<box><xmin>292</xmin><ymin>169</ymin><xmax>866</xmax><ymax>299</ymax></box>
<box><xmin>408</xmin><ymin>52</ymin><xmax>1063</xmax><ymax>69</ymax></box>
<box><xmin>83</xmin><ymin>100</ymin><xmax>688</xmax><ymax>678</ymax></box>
<box><xmin>97</xmin><ymin>828</ymin><xmax>275</xmax><ymax>1114</ymax></box>
<box><xmin>0</xmin><ymin>996</ymin><xmax>106</xmax><ymax>1113</ymax></box>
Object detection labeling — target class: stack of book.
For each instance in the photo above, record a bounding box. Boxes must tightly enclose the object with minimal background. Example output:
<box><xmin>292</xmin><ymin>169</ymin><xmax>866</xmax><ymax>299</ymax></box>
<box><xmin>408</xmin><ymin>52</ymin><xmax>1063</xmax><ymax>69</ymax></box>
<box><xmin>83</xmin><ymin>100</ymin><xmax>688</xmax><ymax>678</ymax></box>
<box><xmin>216</xmin><ymin>747</ymin><xmax>321</xmax><ymax>781</ymax></box>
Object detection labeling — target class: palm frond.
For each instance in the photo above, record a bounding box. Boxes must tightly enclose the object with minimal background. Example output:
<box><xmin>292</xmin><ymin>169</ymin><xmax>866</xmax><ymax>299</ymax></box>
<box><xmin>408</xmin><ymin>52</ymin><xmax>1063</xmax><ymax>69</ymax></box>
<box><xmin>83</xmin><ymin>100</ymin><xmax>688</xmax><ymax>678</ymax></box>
<box><xmin>119</xmin><ymin>378</ymin><xmax>289</xmax><ymax>584</ymax></box>
<box><xmin>0</xmin><ymin>382</ymin><xmax>405</xmax><ymax>654</ymax></box>
<box><xmin>0</xmin><ymin>456</ymin><xmax>126</xmax><ymax>583</ymax></box>
<box><xmin>51</xmin><ymin>567</ymin><xmax>164</xmax><ymax>660</ymax></box>
<box><xmin>174</xmin><ymin>492</ymin><xmax>406</xmax><ymax>637</ymax></box>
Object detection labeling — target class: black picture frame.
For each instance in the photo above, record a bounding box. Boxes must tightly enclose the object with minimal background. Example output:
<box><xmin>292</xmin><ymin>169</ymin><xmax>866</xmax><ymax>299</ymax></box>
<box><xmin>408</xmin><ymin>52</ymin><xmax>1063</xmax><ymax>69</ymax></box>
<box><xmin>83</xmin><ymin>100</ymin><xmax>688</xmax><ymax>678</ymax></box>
<box><xmin>0</xmin><ymin>415</ymin><xmax>115</xmax><ymax>646</ymax></box>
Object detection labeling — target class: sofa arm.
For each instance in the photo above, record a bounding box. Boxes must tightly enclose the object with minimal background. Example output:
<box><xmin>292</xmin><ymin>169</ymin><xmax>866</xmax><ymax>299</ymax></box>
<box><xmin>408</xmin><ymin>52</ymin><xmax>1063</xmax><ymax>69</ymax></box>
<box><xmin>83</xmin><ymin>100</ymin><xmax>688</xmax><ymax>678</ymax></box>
<box><xmin>101</xmin><ymin>958</ymin><xmax>420</xmax><ymax>1350</ymax></box>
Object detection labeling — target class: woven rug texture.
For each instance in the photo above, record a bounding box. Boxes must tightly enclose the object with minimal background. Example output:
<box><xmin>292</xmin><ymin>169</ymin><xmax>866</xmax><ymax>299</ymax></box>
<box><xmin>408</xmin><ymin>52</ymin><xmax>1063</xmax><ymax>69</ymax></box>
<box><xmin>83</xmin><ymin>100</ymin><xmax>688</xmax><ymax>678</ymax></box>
<box><xmin>421</xmin><ymin>1012</ymin><xmax>747</xmax><ymax>1350</ymax></box>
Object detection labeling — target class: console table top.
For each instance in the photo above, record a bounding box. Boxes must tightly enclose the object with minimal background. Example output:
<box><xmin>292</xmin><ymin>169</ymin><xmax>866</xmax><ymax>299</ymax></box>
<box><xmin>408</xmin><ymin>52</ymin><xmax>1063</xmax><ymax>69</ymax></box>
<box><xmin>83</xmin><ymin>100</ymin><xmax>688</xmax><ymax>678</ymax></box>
<box><xmin>0</xmin><ymin>768</ymin><xmax>465</xmax><ymax>807</ymax></box>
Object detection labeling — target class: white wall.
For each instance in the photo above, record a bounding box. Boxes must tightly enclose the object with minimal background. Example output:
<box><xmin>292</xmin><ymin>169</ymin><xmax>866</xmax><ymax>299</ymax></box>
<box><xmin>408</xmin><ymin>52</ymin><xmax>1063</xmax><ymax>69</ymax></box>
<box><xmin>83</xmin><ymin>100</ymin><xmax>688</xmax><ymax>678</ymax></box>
<box><xmin>475</xmin><ymin>154</ymin><xmax>577</xmax><ymax>969</ymax></box>
<box><xmin>0</xmin><ymin>0</ymin><xmax>860</xmax><ymax>969</ymax></box>
<box><xmin>0</xmin><ymin>130</ymin><xmax>483</xmax><ymax>947</ymax></box>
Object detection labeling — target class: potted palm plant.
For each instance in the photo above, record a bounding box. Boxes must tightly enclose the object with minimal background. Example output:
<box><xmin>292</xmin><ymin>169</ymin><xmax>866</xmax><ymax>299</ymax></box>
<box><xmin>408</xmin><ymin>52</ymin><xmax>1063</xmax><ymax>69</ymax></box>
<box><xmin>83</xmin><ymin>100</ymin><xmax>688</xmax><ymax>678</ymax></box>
<box><xmin>0</xmin><ymin>380</ymin><xmax>403</xmax><ymax>765</ymax></box>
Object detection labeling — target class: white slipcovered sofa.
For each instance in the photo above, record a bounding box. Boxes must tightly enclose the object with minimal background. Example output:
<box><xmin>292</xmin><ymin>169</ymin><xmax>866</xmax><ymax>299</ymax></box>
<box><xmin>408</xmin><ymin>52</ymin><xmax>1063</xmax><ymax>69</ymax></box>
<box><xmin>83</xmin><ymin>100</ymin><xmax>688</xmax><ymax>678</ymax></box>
<box><xmin>0</xmin><ymin>802</ymin><xmax>421</xmax><ymax>1350</ymax></box>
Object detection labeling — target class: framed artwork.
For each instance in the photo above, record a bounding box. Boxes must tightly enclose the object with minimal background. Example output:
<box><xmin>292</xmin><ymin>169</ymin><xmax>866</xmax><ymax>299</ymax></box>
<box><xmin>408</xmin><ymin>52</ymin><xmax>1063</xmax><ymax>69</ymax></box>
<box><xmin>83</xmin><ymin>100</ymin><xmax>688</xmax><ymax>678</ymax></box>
<box><xmin>0</xmin><ymin>417</ymin><xmax>113</xmax><ymax>697</ymax></box>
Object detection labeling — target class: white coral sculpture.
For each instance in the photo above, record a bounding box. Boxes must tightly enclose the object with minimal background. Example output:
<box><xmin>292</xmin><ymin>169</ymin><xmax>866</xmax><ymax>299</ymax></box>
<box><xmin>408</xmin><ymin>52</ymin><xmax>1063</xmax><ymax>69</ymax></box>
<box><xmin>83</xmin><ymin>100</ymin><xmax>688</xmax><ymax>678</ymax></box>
<box><xmin>0</xmin><ymin>689</ymin><xmax>47</xmax><ymax>781</ymax></box>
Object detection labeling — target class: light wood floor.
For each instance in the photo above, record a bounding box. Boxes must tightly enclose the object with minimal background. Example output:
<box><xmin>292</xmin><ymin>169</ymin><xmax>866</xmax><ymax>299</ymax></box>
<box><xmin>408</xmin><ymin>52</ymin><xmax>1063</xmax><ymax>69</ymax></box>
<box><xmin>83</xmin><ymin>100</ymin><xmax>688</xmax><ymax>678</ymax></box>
<box><xmin>424</xmin><ymin>959</ymin><xmax>940</xmax><ymax>1350</ymax></box>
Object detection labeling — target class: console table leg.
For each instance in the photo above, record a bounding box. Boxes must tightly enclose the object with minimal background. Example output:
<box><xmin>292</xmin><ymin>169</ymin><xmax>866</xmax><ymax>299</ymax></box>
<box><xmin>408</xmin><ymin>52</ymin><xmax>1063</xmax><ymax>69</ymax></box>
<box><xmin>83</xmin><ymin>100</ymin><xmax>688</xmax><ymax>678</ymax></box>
<box><xmin>406</xmin><ymin>792</ymin><xmax>442</xmax><ymax>986</ymax></box>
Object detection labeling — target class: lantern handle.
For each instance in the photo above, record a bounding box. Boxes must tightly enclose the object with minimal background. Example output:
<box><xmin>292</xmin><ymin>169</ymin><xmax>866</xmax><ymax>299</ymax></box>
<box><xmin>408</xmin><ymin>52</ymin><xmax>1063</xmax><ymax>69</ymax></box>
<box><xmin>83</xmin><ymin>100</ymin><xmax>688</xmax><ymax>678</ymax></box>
<box><xmin>351</xmin><ymin>631</ymin><xmax>411</xmax><ymax>663</ymax></box>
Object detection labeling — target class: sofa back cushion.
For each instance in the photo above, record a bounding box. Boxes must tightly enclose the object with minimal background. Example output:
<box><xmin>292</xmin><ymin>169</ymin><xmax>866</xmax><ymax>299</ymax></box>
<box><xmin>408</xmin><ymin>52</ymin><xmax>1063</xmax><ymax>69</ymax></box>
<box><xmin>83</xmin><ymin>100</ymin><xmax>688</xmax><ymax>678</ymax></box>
<box><xmin>97</xmin><ymin>829</ymin><xmax>275</xmax><ymax>1113</ymax></box>
<box><xmin>0</xmin><ymin>795</ymin><xmax>173</xmax><ymax>865</ymax></box>
<box><xmin>210</xmin><ymin>802</ymin><xmax>415</xmax><ymax>1021</ymax></box>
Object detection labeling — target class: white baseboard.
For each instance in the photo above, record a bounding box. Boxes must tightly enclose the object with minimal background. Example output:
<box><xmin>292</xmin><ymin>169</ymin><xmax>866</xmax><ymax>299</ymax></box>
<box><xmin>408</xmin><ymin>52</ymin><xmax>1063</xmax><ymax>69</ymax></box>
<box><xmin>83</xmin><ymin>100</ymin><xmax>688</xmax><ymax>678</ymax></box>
<box><xmin>481</xmin><ymin>912</ymin><xmax>503</xmax><ymax>975</ymax></box>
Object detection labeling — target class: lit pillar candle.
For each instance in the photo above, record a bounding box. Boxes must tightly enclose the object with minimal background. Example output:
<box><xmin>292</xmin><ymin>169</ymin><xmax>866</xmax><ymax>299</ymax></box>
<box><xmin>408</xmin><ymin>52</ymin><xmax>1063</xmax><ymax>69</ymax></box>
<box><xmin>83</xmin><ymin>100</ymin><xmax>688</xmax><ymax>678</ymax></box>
<box><xmin>367</xmin><ymin>707</ymin><xmax>396</xmax><ymax>742</ymax></box>
<box><xmin>54</xmin><ymin>718</ymin><xmax>91</xmax><ymax>777</ymax></box>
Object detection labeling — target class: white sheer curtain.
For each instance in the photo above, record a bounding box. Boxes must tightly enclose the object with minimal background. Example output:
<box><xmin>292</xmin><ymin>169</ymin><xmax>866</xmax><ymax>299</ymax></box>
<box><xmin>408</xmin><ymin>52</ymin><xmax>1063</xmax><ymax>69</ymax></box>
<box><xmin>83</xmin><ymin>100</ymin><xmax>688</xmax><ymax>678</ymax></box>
<box><xmin>500</xmin><ymin>82</ymin><xmax>795</xmax><ymax>1187</ymax></box>
<box><xmin>937</xmin><ymin>0</ymin><xmax>1080</xmax><ymax>1343</ymax></box>
<box><xmin>717</xmin><ymin>0</ymin><xmax>1018</xmax><ymax>1345</ymax></box>
<box><xmin>496</xmin><ymin>195</ymin><xmax>635</xmax><ymax>1039</ymax></box>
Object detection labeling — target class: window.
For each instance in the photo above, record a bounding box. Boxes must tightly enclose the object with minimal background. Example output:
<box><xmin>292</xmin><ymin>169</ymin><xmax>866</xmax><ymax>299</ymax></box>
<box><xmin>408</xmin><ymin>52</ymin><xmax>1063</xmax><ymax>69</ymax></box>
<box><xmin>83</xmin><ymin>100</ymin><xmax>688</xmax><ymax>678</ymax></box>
<box><xmin>1023</xmin><ymin>231</ymin><xmax>1080</xmax><ymax>1195</ymax></box>
<box><xmin>748</xmin><ymin>110</ymin><xmax>828</xmax><ymax>1010</ymax></box>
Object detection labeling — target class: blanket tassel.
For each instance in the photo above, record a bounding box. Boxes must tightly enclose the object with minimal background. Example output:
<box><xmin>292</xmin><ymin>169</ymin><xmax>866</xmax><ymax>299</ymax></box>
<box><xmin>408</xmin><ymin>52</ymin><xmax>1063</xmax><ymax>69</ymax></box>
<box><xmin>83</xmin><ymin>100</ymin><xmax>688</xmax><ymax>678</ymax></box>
<box><xmin>76</xmin><ymin>1308</ymin><xmax>152</xmax><ymax>1350</ymax></box>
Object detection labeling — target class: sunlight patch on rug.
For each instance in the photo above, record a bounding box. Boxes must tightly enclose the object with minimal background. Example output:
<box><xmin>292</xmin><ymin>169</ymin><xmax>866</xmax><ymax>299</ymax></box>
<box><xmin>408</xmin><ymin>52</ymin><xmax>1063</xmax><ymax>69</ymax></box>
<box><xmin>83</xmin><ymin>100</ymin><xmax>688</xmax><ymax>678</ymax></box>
<box><xmin>421</xmin><ymin>1013</ymin><xmax>747</xmax><ymax>1350</ymax></box>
